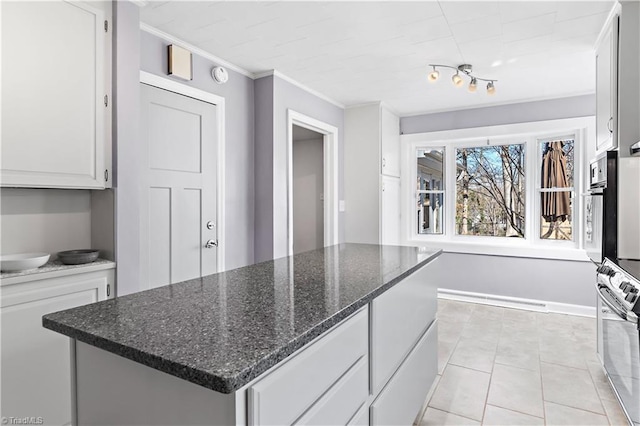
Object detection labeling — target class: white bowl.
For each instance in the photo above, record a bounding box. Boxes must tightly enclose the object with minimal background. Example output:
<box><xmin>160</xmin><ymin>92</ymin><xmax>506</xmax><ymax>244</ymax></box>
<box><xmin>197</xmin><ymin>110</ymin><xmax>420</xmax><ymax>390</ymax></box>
<box><xmin>1</xmin><ymin>253</ymin><xmax>50</xmax><ymax>272</ymax></box>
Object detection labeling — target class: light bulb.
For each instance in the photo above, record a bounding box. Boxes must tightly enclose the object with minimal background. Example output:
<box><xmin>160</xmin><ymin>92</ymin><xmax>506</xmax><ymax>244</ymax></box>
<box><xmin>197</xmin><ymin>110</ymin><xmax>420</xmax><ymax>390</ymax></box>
<box><xmin>487</xmin><ymin>81</ymin><xmax>496</xmax><ymax>95</ymax></box>
<box><xmin>452</xmin><ymin>72</ymin><xmax>464</xmax><ymax>87</ymax></box>
<box><xmin>468</xmin><ymin>77</ymin><xmax>477</xmax><ymax>92</ymax></box>
<box><xmin>428</xmin><ymin>67</ymin><xmax>440</xmax><ymax>82</ymax></box>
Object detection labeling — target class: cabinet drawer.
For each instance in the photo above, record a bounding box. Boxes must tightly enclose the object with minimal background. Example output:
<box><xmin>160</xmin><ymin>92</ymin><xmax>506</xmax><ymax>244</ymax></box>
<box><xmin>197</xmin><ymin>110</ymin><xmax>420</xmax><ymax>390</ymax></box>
<box><xmin>248</xmin><ymin>308</ymin><xmax>368</xmax><ymax>426</ymax></box>
<box><xmin>370</xmin><ymin>320</ymin><xmax>438</xmax><ymax>426</ymax></box>
<box><xmin>297</xmin><ymin>356</ymin><xmax>368</xmax><ymax>425</ymax></box>
<box><xmin>370</xmin><ymin>264</ymin><xmax>436</xmax><ymax>394</ymax></box>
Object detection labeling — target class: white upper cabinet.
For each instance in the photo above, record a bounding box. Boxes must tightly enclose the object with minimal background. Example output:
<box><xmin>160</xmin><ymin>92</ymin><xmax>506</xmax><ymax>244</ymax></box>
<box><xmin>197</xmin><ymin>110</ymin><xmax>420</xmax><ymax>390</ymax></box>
<box><xmin>380</xmin><ymin>106</ymin><xmax>400</xmax><ymax>177</ymax></box>
<box><xmin>595</xmin><ymin>14</ymin><xmax>618</xmax><ymax>155</ymax></box>
<box><xmin>1</xmin><ymin>1</ymin><xmax>112</xmax><ymax>189</ymax></box>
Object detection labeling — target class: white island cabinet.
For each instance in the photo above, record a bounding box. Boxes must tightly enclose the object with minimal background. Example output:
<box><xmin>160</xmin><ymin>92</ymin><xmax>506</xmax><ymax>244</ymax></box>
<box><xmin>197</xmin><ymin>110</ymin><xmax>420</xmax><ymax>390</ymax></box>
<box><xmin>0</xmin><ymin>1</ymin><xmax>112</xmax><ymax>189</ymax></box>
<box><xmin>0</xmin><ymin>264</ymin><xmax>115</xmax><ymax>426</ymax></box>
<box><xmin>69</xmin><ymin>258</ymin><xmax>439</xmax><ymax>426</ymax></box>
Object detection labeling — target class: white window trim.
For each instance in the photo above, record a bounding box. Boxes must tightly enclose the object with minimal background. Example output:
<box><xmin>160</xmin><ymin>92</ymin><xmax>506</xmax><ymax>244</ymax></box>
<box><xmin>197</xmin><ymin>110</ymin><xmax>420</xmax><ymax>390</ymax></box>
<box><xmin>401</xmin><ymin>117</ymin><xmax>596</xmax><ymax>262</ymax></box>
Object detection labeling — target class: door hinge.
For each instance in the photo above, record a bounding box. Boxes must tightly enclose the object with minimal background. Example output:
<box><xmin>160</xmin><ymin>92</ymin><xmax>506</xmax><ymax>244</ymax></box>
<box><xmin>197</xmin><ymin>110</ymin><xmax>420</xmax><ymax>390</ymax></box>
<box><xmin>104</xmin><ymin>169</ymin><xmax>109</xmax><ymax>182</ymax></box>
<box><xmin>104</xmin><ymin>20</ymin><xmax>108</xmax><ymax>33</ymax></box>
<box><xmin>104</xmin><ymin>95</ymin><xmax>108</xmax><ymax>107</ymax></box>
<box><xmin>107</xmin><ymin>284</ymin><xmax>111</xmax><ymax>297</ymax></box>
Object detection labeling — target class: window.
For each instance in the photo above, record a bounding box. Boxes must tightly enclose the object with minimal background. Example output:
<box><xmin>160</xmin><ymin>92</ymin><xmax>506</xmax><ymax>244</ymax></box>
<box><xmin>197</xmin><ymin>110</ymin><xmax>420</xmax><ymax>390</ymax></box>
<box><xmin>538</xmin><ymin>137</ymin><xmax>575</xmax><ymax>241</ymax></box>
<box><xmin>416</xmin><ymin>149</ymin><xmax>444</xmax><ymax>234</ymax></box>
<box><xmin>405</xmin><ymin>119</ymin><xmax>587</xmax><ymax>254</ymax></box>
<box><xmin>455</xmin><ymin>143</ymin><xmax>526</xmax><ymax>238</ymax></box>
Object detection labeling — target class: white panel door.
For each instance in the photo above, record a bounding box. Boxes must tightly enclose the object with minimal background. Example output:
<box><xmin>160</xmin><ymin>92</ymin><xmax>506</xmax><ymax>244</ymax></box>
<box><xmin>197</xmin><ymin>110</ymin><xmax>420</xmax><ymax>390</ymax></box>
<box><xmin>381</xmin><ymin>175</ymin><xmax>401</xmax><ymax>245</ymax></box>
<box><xmin>140</xmin><ymin>84</ymin><xmax>218</xmax><ymax>289</ymax></box>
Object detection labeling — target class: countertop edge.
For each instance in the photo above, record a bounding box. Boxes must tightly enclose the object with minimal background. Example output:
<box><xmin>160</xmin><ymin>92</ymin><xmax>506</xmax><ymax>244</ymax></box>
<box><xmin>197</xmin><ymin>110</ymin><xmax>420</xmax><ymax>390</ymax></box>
<box><xmin>42</xmin><ymin>249</ymin><xmax>441</xmax><ymax>394</ymax></box>
<box><xmin>1</xmin><ymin>259</ymin><xmax>116</xmax><ymax>286</ymax></box>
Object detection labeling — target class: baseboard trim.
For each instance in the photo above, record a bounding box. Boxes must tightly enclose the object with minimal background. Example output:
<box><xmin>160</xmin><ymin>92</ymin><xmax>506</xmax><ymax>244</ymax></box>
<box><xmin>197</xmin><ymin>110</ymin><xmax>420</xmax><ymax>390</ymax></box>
<box><xmin>438</xmin><ymin>288</ymin><xmax>596</xmax><ymax>318</ymax></box>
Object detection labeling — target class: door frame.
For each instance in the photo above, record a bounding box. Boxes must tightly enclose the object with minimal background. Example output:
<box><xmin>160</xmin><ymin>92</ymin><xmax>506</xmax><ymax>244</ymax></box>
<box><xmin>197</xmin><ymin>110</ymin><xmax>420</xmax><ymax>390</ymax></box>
<box><xmin>287</xmin><ymin>110</ymin><xmax>339</xmax><ymax>256</ymax></box>
<box><xmin>139</xmin><ymin>71</ymin><xmax>226</xmax><ymax>272</ymax></box>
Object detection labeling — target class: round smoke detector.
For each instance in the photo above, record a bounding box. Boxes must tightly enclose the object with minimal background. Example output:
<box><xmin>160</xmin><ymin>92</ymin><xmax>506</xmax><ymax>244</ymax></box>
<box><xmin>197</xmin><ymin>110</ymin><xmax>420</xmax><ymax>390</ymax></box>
<box><xmin>212</xmin><ymin>66</ymin><xmax>229</xmax><ymax>84</ymax></box>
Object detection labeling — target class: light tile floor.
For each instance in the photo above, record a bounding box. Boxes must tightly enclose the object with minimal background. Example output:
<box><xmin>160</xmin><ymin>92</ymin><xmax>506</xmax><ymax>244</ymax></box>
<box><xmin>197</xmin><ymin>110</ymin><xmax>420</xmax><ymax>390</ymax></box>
<box><xmin>417</xmin><ymin>299</ymin><xmax>630</xmax><ymax>426</ymax></box>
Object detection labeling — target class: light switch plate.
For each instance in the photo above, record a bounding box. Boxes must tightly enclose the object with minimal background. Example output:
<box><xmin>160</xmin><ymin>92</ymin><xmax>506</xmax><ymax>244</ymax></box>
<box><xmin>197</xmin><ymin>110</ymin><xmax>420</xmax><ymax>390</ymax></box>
<box><xmin>168</xmin><ymin>45</ymin><xmax>192</xmax><ymax>81</ymax></box>
<box><xmin>339</xmin><ymin>200</ymin><xmax>346</xmax><ymax>212</ymax></box>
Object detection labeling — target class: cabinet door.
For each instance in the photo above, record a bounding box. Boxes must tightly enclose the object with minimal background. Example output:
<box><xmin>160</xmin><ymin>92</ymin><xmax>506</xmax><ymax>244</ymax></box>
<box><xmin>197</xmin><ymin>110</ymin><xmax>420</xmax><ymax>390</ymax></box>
<box><xmin>0</xmin><ymin>271</ymin><xmax>112</xmax><ymax>425</ymax></box>
<box><xmin>380</xmin><ymin>107</ymin><xmax>400</xmax><ymax>177</ymax></box>
<box><xmin>370</xmin><ymin>321</ymin><xmax>438</xmax><ymax>426</ymax></box>
<box><xmin>370</xmin><ymin>264</ymin><xmax>436</xmax><ymax>395</ymax></box>
<box><xmin>595</xmin><ymin>17</ymin><xmax>618</xmax><ymax>154</ymax></box>
<box><xmin>381</xmin><ymin>175</ymin><xmax>401</xmax><ymax>245</ymax></box>
<box><xmin>1</xmin><ymin>1</ymin><xmax>111</xmax><ymax>189</ymax></box>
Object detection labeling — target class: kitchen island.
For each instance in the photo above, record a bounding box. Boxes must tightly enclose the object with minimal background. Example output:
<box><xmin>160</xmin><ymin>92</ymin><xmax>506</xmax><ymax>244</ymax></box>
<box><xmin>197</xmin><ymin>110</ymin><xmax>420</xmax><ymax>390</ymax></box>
<box><xmin>43</xmin><ymin>243</ymin><xmax>441</xmax><ymax>425</ymax></box>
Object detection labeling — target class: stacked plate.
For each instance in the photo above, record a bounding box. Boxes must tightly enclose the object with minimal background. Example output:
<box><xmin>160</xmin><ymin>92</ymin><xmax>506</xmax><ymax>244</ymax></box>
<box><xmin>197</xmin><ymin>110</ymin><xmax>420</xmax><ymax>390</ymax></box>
<box><xmin>57</xmin><ymin>249</ymin><xmax>99</xmax><ymax>265</ymax></box>
<box><xmin>1</xmin><ymin>253</ymin><xmax>50</xmax><ymax>272</ymax></box>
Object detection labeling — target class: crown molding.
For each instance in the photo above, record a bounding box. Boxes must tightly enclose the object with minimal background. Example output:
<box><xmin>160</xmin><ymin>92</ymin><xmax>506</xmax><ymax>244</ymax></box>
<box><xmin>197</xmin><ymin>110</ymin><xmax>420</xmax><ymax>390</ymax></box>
<box><xmin>255</xmin><ymin>70</ymin><xmax>345</xmax><ymax>109</ymax></box>
<box><xmin>129</xmin><ymin>0</ymin><xmax>148</xmax><ymax>7</ymax></box>
<box><xmin>399</xmin><ymin>91</ymin><xmax>595</xmax><ymax>118</ymax></box>
<box><xmin>140</xmin><ymin>24</ymin><xmax>345</xmax><ymax>109</ymax></box>
<box><xmin>140</xmin><ymin>23</ymin><xmax>254</xmax><ymax>78</ymax></box>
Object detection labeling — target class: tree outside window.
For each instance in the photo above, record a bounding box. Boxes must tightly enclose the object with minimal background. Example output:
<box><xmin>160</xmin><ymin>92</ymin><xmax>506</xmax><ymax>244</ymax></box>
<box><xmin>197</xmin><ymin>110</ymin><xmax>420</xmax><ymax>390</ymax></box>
<box><xmin>455</xmin><ymin>144</ymin><xmax>526</xmax><ymax>238</ymax></box>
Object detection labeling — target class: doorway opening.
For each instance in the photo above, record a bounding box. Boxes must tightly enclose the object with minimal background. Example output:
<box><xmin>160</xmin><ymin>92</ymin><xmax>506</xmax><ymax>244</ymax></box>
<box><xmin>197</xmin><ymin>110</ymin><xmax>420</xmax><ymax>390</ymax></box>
<box><xmin>292</xmin><ymin>125</ymin><xmax>324</xmax><ymax>254</ymax></box>
<box><xmin>287</xmin><ymin>110</ymin><xmax>339</xmax><ymax>256</ymax></box>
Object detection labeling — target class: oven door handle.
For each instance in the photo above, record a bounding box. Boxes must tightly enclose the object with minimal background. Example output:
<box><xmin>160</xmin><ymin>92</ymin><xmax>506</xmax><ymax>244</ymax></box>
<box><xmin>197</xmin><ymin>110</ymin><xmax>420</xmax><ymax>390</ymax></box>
<box><xmin>597</xmin><ymin>284</ymin><xmax>637</xmax><ymax>323</ymax></box>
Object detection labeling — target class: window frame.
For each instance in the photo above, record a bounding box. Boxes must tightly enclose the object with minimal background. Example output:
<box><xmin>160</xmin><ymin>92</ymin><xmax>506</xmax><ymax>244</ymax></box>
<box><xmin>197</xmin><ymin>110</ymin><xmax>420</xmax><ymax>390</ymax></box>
<box><xmin>401</xmin><ymin>117</ymin><xmax>593</xmax><ymax>260</ymax></box>
<box><xmin>416</xmin><ymin>147</ymin><xmax>446</xmax><ymax>235</ymax></box>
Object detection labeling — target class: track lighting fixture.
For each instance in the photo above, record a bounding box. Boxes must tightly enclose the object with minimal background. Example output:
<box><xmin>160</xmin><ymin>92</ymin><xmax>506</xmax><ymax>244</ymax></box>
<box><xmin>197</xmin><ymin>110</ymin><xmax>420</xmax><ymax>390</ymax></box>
<box><xmin>486</xmin><ymin>81</ymin><xmax>496</xmax><ymax>95</ymax></box>
<box><xmin>452</xmin><ymin>72</ymin><xmax>464</xmax><ymax>87</ymax></box>
<box><xmin>427</xmin><ymin>64</ymin><xmax>497</xmax><ymax>95</ymax></box>
<box><xmin>468</xmin><ymin>77</ymin><xmax>477</xmax><ymax>93</ymax></box>
<box><xmin>428</xmin><ymin>66</ymin><xmax>440</xmax><ymax>82</ymax></box>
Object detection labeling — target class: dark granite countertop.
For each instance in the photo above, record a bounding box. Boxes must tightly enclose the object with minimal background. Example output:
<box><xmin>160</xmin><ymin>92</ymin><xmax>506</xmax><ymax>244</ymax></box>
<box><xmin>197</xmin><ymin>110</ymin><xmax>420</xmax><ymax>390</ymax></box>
<box><xmin>43</xmin><ymin>243</ymin><xmax>440</xmax><ymax>394</ymax></box>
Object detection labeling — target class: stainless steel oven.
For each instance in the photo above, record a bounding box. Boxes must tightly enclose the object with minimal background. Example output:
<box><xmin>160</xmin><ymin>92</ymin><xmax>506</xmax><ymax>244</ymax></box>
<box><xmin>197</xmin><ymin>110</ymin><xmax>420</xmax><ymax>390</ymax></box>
<box><xmin>597</xmin><ymin>258</ymin><xmax>640</xmax><ymax>425</ymax></box>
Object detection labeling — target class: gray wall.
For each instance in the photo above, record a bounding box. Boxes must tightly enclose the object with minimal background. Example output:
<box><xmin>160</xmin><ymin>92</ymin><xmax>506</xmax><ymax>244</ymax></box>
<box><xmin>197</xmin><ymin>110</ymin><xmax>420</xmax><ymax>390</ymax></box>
<box><xmin>0</xmin><ymin>189</ymin><xmax>91</xmax><ymax>259</ymax></box>
<box><xmin>429</xmin><ymin>253</ymin><xmax>596</xmax><ymax>307</ymax></box>
<box><xmin>140</xmin><ymin>31</ymin><xmax>255</xmax><ymax>274</ymax></box>
<box><xmin>400</xmin><ymin>94</ymin><xmax>596</xmax><ymax>135</ymax></box>
<box><xmin>254</xmin><ymin>74</ymin><xmax>345</xmax><ymax>262</ymax></box>
<box><xmin>400</xmin><ymin>95</ymin><xmax>598</xmax><ymax>308</ymax></box>
<box><xmin>112</xmin><ymin>5</ymin><xmax>255</xmax><ymax>295</ymax></box>
<box><xmin>113</xmin><ymin>1</ymin><xmax>141</xmax><ymax>295</ymax></box>
<box><xmin>292</xmin><ymin>135</ymin><xmax>324</xmax><ymax>254</ymax></box>
<box><xmin>254</xmin><ymin>76</ymin><xmax>275</xmax><ymax>263</ymax></box>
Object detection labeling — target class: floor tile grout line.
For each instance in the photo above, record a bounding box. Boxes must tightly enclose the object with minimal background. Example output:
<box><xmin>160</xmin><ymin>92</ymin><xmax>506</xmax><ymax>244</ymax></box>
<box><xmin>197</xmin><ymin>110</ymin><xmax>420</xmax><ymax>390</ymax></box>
<box><xmin>484</xmin><ymin>403</ymin><xmax>546</xmax><ymax>421</ymax></box>
<box><xmin>424</xmin><ymin>405</ymin><xmax>484</xmax><ymax>424</ymax></box>
<box><xmin>432</xmin><ymin>300</ymin><xmax>620</xmax><ymax>426</ymax></box>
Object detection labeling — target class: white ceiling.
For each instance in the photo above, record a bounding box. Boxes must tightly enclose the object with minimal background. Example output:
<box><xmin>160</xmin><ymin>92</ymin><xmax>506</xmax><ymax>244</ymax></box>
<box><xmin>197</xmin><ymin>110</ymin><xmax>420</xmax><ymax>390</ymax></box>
<box><xmin>140</xmin><ymin>1</ymin><xmax>614</xmax><ymax>115</ymax></box>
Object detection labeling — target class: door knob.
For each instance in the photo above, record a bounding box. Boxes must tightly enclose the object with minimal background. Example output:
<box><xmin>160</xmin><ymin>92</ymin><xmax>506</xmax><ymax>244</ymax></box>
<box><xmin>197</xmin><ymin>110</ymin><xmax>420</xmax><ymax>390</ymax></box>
<box><xmin>205</xmin><ymin>239</ymin><xmax>218</xmax><ymax>248</ymax></box>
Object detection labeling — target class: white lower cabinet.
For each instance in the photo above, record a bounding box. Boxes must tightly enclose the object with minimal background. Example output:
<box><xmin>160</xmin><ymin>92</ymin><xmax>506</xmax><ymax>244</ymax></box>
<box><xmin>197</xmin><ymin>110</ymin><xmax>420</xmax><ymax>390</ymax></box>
<box><xmin>370</xmin><ymin>321</ymin><xmax>438</xmax><ymax>426</ymax></box>
<box><xmin>248</xmin><ymin>308</ymin><xmax>368</xmax><ymax>426</ymax></box>
<box><xmin>370</xmin><ymin>264</ymin><xmax>437</xmax><ymax>394</ymax></box>
<box><xmin>0</xmin><ymin>269</ymin><xmax>114</xmax><ymax>426</ymax></box>
<box><xmin>247</xmin><ymin>263</ymin><xmax>438</xmax><ymax>426</ymax></box>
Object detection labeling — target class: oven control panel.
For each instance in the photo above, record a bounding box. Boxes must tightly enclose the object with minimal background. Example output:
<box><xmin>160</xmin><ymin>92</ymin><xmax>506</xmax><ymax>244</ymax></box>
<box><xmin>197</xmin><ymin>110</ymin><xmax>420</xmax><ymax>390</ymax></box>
<box><xmin>598</xmin><ymin>258</ymin><xmax>640</xmax><ymax>311</ymax></box>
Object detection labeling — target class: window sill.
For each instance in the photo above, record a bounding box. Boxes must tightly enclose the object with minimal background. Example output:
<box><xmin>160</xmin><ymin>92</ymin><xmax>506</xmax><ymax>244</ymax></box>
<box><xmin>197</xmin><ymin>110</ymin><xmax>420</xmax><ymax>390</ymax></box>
<box><xmin>406</xmin><ymin>238</ymin><xmax>590</xmax><ymax>262</ymax></box>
